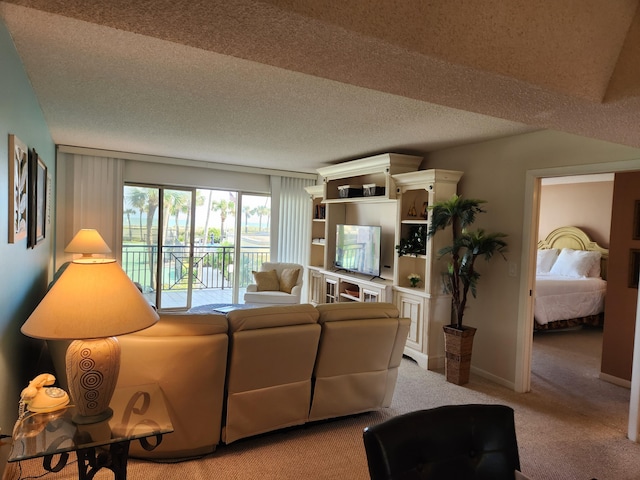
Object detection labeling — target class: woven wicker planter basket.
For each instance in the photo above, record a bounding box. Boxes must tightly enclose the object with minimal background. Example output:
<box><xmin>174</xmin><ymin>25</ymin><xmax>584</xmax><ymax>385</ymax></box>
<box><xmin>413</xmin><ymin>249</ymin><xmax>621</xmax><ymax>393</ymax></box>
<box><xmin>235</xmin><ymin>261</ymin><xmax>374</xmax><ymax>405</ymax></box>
<box><xmin>443</xmin><ymin>325</ymin><xmax>477</xmax><ymax>385</ymax></box>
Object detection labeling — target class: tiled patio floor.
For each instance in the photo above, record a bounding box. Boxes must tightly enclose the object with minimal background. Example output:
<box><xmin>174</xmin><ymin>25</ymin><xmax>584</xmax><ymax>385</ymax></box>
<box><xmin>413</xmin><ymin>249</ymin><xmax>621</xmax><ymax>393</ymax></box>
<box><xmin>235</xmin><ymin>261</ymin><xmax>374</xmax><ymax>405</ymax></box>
<box><xmin>143</xmin><ymin>287</ymin><xmax>247</xmax><ymax>310</ymax></box>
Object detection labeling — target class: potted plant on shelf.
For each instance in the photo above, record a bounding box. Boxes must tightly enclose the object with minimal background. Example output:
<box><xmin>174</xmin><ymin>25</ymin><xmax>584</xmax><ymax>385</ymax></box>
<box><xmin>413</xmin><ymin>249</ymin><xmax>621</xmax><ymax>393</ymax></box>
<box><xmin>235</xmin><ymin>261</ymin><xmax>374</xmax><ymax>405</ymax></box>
<box><xmin>427</xmin><ymin>194</ymin><xmax>508</xmax><ymax>385</ymax></box>
<box><xmin>395</xmin><ymin>224</ymin><xmax>427</xmax><ymax>257</ymax></box>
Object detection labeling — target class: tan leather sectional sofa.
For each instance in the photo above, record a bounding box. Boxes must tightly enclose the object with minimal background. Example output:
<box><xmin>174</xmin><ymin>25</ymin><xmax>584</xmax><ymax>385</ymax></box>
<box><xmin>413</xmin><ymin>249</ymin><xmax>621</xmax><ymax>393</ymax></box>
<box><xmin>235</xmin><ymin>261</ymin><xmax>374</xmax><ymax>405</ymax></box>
<box><xmin>50</xmin><ymin>302</ymin><xmax>409</xmax><ymax>460</ymax></box>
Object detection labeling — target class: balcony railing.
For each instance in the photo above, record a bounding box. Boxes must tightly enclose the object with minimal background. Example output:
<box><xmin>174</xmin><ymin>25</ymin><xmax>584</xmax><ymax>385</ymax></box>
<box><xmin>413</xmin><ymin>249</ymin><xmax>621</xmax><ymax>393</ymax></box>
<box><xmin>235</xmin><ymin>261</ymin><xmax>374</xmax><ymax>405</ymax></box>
<box><xmin>122</xmin><ymin>244</ymin><xmax>270</xmax><ymax>294</ymax></box>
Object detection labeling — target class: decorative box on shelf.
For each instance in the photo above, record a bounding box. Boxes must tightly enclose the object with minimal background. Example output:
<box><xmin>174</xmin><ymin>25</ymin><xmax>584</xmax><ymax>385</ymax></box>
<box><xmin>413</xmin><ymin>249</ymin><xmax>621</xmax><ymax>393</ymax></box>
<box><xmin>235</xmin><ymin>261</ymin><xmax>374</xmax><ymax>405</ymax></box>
<box><xmin>337</xmin><ymin>185</ymin><xmax>363</xmax><ymax>198</ymax></box>
<box><xmin>363</xmin><ymin>184</ymin><xmax>385</xmax><ymax>196</ymax></box>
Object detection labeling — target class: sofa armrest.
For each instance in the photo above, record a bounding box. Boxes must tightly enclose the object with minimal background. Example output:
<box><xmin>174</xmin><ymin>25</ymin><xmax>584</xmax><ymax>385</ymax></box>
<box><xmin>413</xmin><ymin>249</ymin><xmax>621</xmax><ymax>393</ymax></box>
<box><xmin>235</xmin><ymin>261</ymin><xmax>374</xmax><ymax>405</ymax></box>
<box><xmin>246</xmin><ymin>283</ymin><xmax>258</xmax><ymax>292</ymax></box>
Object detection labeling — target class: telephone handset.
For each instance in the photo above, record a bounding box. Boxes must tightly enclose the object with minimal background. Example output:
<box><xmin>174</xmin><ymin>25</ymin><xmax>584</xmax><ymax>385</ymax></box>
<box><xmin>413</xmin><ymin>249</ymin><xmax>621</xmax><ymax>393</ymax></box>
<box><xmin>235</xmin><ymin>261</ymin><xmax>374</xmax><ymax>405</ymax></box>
<box><xmin>19</xmin><ymin>373</ymin><xmax>70</xmax><ymax>418</ymax></box>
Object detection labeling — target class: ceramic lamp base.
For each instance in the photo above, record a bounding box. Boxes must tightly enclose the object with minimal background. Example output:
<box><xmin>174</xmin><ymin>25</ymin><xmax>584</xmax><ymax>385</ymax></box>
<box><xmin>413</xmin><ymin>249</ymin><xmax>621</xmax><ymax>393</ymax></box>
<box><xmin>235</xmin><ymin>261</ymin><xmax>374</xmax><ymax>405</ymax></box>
<box><xmin>72</xmin><ymin>407</ymin><xmax>114</xmax><ymax>425</ymax></box>
<box><xmin>65</xmin><ymin>337</ymin><xmax>120</xmax><ymax>424</ymax></box>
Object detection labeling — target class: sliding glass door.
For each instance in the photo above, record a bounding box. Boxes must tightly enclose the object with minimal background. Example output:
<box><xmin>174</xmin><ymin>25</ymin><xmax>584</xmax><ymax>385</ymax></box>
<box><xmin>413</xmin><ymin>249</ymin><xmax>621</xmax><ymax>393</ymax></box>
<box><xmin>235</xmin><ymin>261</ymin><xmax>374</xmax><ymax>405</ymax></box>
<box><xmin>122</xmin><ymin>184</ymin><xmax>270</xmax><ymax>310</ymax></box>
<box><xmin>158</xmin><ymin>188</ymin><xmax>194</xmax><ymax>309</ymax></box>
<box><xmin>122</xmin><ymin>185</ymin><xmax>195</xmax><ymax>310</ymax></box>
<box><xmin>238</xmin><ymin>194</ymin><xmax>271</xmax><ymax>289</ymax></box>
<box><xmin>194</xmin><ymin>189</ymin><xmax>238</xmax><ymax>304</ymax></box>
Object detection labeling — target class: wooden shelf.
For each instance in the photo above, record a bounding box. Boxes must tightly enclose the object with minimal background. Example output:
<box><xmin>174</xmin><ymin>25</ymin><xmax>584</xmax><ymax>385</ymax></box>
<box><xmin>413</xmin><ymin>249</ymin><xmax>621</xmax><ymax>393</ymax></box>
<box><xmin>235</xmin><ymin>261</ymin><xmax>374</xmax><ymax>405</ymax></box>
<box><xmin>340</xmin><ymin>293</ymin><xmax>360</xmax><ymax>301</ymax></box>
<box><xmin>323</xmin><ymin>196</ymin><xmax>395</xmax><ymax>204</ymax></box>
<box><xmin>401</xmin><ymin>219</ymin><xmax>428</xmax><ymax>225</ymax></box>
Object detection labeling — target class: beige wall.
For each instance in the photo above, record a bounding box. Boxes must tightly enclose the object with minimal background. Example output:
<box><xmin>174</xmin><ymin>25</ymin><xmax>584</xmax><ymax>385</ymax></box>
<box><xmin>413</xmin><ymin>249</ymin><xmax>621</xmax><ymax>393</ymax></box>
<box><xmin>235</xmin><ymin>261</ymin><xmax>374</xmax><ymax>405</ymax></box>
<box><xmin>539</xmin><ymin>181</ymin><xmax>613</xmax><ymax>247</ymax></box>
<box><xmin>602</xmin><ymin>172</ymin><xmax>640</xmax><ymax>381</ymax></box>
<box><xmin>424</xmin><ymin>130</ymin><xmax>640</xmax><ymax>387</ymax></box>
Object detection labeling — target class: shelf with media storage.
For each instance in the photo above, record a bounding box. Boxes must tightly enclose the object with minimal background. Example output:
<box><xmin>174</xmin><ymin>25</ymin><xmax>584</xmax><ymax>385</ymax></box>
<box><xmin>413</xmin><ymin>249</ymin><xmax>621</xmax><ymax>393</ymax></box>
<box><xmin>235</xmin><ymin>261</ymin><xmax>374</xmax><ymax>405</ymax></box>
<box><xmin>306</xmin><ymin>154</ymin><xmax>422</xmax><ymax>306</ymax></box>
<box><xmin>308</xmin><ymin>156</ymin><xmax>467</xmax><ymax>367</ymax></box>
<box><xmin>393</xmin><ymin>168</ymin><xmax>463</xmax><ymax>370</ymax></box>
<box><xmin>321</xmin><ymin>269</ymin><xmax>393</xmax><ymax>304</ymax></box>
<box><xmin>307</xmin><ymin>154</ymin><xmax>464</xmax><ymax>371</ymax></box>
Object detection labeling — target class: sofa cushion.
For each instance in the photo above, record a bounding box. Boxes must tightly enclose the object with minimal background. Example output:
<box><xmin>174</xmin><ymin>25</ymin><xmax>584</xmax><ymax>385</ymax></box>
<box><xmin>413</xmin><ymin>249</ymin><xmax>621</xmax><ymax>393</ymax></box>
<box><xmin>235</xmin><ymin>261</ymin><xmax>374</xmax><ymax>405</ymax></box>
<box><xmin>252</xmin><ymin>269</ymin><xmax>280</xmax><ymax>291</ymax></box>
<box><xmin>243</xmin><ymin>291</ymin><xmax>301</xmax><ymax>305</ymax></box>
<box><xmin>308</xmin><ymin>302</ymin><xmax>406</xmax><ymax>423</ymax></box>
<box><xmin>227</xmin><ymin>304</ymin><xmax>319</xmax><ymax>332</ymax></box>
<box><xmin>315</xmin><ymin>302</ymin><xmax>399</xmax><ymax>324</ymax></box>
<box><xmin>279</xmin><ymin>268</ymin><xmax>300</xmax><ymax>294</ymax></box>
<box><xmin>129</xmin><ymin>313</ymin><xmax>228</xmax><ymax>336</ymax></box>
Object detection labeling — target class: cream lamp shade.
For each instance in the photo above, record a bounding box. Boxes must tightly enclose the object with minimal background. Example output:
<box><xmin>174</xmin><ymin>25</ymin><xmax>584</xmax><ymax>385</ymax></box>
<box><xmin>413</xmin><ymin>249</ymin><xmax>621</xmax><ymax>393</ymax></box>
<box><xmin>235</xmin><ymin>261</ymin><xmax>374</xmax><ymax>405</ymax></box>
<box><xmin>22</xmin><ymin>250</ymin><xmax>159</xmax><ymax>424</ymax></box>
<box><xmin>64</xmin><ymin>228</ymin><xmax>112</xmax><ymax>257</ymax></box>
<box><xmin>21</xmin><ymin>260</ymin><xmax>158</xmax><ymax>340</ymax></box>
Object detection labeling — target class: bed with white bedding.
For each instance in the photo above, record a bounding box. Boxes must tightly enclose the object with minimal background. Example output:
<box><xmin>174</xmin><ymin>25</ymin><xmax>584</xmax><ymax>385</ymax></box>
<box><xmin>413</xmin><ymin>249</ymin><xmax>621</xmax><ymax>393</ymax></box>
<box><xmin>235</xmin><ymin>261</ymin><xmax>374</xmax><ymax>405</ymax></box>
<box><xmin>534</xmin><ymin>226</ymin><xmax>608</xmax><ymax>331</ymax></box>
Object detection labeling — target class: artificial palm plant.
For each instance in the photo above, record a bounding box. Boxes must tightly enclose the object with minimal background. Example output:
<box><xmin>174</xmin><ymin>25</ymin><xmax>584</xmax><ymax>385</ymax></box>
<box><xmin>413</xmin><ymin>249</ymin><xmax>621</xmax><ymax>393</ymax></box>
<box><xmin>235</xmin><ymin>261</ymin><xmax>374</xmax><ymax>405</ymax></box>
<box><xmin>427</xmin><ymin>194</ymin><xmax>508</xmax><ymax>329</ymax></box>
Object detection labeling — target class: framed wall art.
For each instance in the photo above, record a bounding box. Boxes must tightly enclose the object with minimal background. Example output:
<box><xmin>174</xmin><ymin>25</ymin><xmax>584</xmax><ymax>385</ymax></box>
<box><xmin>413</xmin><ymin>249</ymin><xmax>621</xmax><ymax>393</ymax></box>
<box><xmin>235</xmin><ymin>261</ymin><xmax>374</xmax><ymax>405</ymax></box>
<box><xmin>28</xmin><ymin>148</ymin><xmax>47</xmax><ymax>248</ymax></box>
<box><xmin>8</xmin><ymin>134</ymin><xmax>28</xmax><ymax>243</ymax></box>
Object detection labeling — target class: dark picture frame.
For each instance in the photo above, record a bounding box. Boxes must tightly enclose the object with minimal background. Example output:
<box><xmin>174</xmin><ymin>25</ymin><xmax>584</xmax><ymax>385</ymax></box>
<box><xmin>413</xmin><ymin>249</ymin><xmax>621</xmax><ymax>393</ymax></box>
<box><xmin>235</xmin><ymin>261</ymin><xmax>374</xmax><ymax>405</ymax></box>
<box><xmin>8</xmin><ymin>134</ymin><xmax>28</xmax><ymax>243</ymax></box>
<box><xmin>634</xmin><ymin>200</ymin><xmax>640</xmax><ymax>240</ymax></box>
<box><xmin>630</xmin><ymin>249</ymin><xmax>640</xmax><ymax>289</ymax></box>
<box><xmin>28</xmin><ymin>149</ymin><xmax>47</xmax><ymax>248</ymax></box>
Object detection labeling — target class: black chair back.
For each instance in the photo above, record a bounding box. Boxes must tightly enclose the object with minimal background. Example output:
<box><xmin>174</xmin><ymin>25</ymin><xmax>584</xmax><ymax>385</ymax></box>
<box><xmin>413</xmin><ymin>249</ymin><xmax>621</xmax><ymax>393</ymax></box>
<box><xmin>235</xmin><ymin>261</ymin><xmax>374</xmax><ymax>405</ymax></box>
<box><xmin>363</xmin><ymin>404</ymin><xmax>521</xmax><ymax>480</ymax></box>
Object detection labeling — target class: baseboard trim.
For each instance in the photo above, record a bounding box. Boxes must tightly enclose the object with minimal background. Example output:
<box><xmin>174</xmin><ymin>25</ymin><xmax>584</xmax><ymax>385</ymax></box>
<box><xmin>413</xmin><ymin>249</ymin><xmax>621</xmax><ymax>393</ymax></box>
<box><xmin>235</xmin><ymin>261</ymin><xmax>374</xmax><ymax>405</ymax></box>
<box><xmin>402</xmin><ymin>350</ymin><xmax>445</xmax><ymax>371</ymax></box>
<box><xmin>599</xmin><ymin>372</ymin><xmax>631</xmax><ymax>389</ymax></box>
<box><xmin>471</xmin><ymin>365</ymin><xmax>515</xmax><ymax>391</ymax></box>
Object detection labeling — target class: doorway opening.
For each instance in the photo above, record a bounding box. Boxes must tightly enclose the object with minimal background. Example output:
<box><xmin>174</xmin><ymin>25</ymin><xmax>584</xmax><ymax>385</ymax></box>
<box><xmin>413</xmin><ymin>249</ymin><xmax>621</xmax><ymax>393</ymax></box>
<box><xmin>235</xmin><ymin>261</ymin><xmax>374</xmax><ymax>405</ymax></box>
<box><xmin>519</xmin><ymin>161</ymin><xmax>640</xmax><ymax>441</ymax></box>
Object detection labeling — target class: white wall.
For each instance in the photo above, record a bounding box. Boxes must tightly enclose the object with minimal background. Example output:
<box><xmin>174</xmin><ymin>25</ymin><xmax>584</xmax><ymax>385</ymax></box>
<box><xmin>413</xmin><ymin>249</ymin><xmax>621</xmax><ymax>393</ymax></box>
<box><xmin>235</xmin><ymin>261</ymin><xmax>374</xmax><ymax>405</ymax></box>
<box><xmin>424</xmin><ymin>130</ymin><xmax>640</xmax><ymax>387</ymax></box>
<box><xmin>125</xmin><ymin>159</ymin><xmax>272</xmax><ymax>193</ymax></box>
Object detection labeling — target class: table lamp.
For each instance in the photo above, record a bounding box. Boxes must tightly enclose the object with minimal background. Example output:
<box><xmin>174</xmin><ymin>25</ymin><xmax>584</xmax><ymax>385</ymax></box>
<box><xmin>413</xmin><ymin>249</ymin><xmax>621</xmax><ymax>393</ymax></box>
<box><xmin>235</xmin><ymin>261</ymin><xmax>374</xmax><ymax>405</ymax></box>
<box><xmin>21</xmin><ymin>229</ymin><xmax>159</xmax><ymax>424</ymax></box>
<box><xmin>64</xmin><ymin>228</ymin><xmax>112</xmax><ymax>258</ymax></box>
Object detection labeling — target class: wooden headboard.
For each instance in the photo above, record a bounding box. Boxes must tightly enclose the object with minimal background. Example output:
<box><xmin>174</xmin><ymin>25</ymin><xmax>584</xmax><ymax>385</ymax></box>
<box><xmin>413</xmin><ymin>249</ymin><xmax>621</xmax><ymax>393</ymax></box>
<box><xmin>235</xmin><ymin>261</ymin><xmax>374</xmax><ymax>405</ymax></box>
<box><xmin>537</xmin><ymin>226</ymin><xmax>609</xmax><ymax>279</ymax></box>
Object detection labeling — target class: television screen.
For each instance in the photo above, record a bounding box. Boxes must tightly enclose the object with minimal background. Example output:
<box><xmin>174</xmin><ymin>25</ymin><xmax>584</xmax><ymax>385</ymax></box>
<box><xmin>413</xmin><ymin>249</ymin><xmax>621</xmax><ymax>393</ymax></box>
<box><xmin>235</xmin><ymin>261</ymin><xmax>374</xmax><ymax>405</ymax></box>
<box><xmin>335</xmin><ymin>224</ymin><xmax>382</xmax><ymax>277</ymax></box>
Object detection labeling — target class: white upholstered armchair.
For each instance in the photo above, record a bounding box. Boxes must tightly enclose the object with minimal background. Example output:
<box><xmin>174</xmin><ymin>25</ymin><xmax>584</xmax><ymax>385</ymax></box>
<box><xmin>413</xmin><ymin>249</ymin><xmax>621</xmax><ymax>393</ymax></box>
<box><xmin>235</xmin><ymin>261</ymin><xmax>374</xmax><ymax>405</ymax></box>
<box><xmin>243</xmin><ymin>262</ymin><xmax>304</xmax><ymax>305</ymax></box>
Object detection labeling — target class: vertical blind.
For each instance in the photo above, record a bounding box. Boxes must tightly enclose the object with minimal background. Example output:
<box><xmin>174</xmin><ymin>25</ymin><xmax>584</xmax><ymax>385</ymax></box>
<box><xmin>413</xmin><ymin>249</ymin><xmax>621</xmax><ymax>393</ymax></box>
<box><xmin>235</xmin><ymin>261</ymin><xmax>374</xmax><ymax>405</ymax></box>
<box><xmin>276</xmin><ymin>176</ymin><xmax>315</xmax><ymax>265</ymax></box>
<box><xmin>68</xmin><ymin>155</ymin><xmax>124</xmax><ymax>261</ymax></box>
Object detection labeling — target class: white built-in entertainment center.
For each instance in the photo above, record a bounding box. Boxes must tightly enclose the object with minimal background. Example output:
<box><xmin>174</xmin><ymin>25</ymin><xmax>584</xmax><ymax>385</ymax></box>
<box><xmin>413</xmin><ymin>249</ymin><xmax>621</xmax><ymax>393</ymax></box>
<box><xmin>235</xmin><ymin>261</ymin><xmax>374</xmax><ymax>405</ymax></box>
<box><xmin>305</xmin><ymin>153</ymin><xmax>462</xmax><ymax>369</ymax></box>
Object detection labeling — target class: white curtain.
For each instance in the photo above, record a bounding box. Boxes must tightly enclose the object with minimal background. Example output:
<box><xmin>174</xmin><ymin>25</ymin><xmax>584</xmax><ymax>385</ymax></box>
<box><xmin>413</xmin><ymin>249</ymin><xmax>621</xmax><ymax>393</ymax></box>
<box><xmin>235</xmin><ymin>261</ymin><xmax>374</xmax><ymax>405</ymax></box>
<box><xmin>61</xmin><ymin>154</ymin><xmax>124</xmax><ymax>262</ymax></box>
<box><xmin>272</xmin><ymin>176</ymin><xmax>315</xmax><ymax>265</ymax></box>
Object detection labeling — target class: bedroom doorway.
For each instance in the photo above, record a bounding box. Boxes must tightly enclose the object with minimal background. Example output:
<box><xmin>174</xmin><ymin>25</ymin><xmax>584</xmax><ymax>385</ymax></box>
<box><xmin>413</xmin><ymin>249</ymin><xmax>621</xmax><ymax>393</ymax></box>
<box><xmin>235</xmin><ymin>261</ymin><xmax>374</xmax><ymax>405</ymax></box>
<box><xmin>534</xmin><ymin>173</ymin><xmax>612</xmax><ymax>358</ymax></box>
<box><xmin>531</xmin><ymin>174</ymin><xmax>615</xmax><ymax>432</ymax></box>
<box><xmin>518</xmin><ymin>160</ymin><xmax>640</xmax><ymax>442</ymax></box>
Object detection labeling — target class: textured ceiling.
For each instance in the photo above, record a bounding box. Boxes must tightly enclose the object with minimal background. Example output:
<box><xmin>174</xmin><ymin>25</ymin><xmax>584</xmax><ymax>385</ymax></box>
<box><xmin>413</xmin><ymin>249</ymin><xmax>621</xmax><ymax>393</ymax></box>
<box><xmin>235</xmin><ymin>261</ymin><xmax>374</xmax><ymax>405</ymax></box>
<box><xmin>1</xmin><ymin>0</ymin><xmax>639</xmax><ymax>173</ymax></box>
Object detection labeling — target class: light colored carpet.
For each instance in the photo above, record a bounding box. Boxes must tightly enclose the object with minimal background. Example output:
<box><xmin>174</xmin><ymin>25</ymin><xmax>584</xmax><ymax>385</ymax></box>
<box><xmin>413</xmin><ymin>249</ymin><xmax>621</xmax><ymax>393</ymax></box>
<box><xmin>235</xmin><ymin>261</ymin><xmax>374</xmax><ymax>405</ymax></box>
<box><xmin>6</xmin><ymin>327</ymin><xmax>640</xmax><ymax>479</ymax></box>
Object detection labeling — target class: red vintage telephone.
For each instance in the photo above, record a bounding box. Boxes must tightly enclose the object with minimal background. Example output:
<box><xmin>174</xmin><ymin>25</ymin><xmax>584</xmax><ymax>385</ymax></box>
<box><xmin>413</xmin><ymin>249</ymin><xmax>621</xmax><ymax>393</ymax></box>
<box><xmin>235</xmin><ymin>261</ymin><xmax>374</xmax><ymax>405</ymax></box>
<box><xmin>19</xmin><ymin>373</ymin><xmax>70</xmax><ymax>417</ymax></box>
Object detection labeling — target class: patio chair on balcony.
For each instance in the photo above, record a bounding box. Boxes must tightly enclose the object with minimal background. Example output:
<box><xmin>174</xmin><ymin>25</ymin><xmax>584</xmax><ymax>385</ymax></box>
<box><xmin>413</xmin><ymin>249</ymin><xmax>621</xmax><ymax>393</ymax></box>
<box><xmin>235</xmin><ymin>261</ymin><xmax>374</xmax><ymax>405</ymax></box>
<box><xmin>243</xmin><ymin>262</ymin><xmax>303</xmax><ymax>305</ymax></box>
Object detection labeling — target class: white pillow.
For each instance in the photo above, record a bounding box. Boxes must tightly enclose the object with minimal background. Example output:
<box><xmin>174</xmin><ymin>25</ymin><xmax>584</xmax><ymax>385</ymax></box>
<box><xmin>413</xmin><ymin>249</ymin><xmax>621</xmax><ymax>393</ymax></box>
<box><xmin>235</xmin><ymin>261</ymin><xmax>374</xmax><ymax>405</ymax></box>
<box><xmin>587</xmin><ymin>257</ymin><xmax>601</xmax><ymax>278</ymax></box>
<box><xmin>536</xmin><ymin>249</ymin><xmax>559</xmax><ymax>275</ymax></box>
<box><xmin>548</xmin><ymin>248</ymin><xmax>601</xmax><ymax>278</ymax></box>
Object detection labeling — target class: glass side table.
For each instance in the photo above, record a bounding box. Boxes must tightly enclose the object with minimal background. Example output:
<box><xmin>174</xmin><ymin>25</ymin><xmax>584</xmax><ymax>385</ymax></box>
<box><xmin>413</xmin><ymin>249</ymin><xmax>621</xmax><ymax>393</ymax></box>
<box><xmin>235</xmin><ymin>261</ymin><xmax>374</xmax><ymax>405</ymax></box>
<box><xmin>8</xmin><ymin>383</ymin><xmax>173</xmax><ymax>480</ymax></box>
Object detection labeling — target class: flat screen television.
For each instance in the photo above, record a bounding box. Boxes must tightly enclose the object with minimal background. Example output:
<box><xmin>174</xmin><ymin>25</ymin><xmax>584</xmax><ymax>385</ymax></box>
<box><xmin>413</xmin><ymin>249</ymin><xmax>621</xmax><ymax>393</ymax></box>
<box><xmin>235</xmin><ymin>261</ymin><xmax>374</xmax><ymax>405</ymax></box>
<box><xmin>335</xmin><ymin>224</ymin><xmax>382</xmax><ymax>277</ymax></box>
